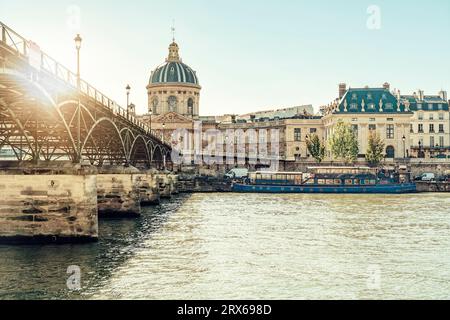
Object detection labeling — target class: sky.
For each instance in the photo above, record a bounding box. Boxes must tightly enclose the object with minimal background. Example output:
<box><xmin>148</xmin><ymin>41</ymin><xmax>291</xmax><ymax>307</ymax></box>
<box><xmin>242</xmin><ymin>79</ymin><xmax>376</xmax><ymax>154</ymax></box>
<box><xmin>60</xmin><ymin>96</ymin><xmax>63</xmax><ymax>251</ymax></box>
<box><xmin>1</xmin><ymin>0</ymin><xmax>449</xmax><ymax>116</ymax></box>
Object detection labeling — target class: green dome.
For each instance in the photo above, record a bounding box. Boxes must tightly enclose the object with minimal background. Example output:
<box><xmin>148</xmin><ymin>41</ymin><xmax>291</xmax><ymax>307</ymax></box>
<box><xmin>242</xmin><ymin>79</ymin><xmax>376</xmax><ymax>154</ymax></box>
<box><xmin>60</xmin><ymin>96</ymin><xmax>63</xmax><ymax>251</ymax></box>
<box><xmin>149</xmin><ymin>42</ymin><xmax>199</xmax><ymax>86</ymax></box>
<box><xmin>150</xmin><ymin>61</ymin><xmax>199</xmax><ymax>85</ymax></box>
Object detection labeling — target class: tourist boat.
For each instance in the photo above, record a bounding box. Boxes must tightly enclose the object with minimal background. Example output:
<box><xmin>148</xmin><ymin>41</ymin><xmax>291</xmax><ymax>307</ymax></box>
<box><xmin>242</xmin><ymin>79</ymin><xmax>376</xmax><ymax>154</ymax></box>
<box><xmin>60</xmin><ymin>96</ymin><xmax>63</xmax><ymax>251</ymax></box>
<box><xmin>232</xmin><ymin>167</ymin><xmax>417</xmax><ymax>194</ymax></box>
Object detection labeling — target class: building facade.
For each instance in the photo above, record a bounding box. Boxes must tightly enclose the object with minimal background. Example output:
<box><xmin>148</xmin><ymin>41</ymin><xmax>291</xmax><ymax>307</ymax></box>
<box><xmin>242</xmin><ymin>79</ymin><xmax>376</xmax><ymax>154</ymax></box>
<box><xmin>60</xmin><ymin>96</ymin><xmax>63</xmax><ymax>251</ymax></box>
<box><xmin>147</xmin><ymin>41</ymin><xmax>201</xmax><ymax>119</ymax></box>
<box><xmin>400</xmin><ymin>90</ymin><xmax>450</xmax><ymax>158</ymax></box>
<box><xmin>139</xmin><ymin>39</ymin><xmax>450</xmax><ymax>166</ymax></box>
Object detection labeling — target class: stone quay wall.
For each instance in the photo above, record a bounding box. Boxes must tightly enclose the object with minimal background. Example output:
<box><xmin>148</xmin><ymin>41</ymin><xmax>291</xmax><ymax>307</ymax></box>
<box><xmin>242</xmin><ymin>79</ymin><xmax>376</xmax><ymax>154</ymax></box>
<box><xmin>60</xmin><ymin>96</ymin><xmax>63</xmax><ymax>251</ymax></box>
<box><xmin>0</xmin><ymin>173</ymin><xmax>98</xmax><ymax>243</ymax></box>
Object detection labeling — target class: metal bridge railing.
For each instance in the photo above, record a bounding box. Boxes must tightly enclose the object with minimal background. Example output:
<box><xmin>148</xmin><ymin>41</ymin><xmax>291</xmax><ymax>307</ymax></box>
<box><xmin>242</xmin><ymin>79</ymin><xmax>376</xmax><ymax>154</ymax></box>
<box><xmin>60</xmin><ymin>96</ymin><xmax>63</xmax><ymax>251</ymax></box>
<box><xmin>0</xmin><ymin>21</ymin><xmax>169</xmax><ymax>148</ymax></box>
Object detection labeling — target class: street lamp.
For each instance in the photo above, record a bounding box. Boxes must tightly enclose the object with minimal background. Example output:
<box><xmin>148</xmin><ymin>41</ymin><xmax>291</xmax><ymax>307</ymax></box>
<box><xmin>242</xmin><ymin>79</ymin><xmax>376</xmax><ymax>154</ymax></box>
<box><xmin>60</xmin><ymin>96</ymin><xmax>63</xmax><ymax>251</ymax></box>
<box><xmin>74</xmin><ymin>34</ymin><xmax>82</xmax><ymax>164</ymax></box>
<box><xmin>162</xmin><ymin>123</ymin><xmax>166</xmax><ymax>143</ymax></box>
<box><xmin>126</xmin><ymin>84</ymin><xmax>131</xmax><ymax>119</ymax></box>
<box><xmin>402</xmin><ymin>135</ymin><xmax>406</xmax><ymax>159</ymax></box>
<box><xmin>149</xmin><ymin>107</ymin><xmax>152</xmax><ymax>135</ymax></box>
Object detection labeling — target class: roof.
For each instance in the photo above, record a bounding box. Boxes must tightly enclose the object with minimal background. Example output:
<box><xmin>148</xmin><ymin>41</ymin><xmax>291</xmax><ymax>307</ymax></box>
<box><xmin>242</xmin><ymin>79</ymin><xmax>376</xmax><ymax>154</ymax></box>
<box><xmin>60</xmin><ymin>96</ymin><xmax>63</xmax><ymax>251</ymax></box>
<box><xmin>333</xmin><ymin>88</ymin><xmax>410</xmax><ymax>114</ymax></box>
<box><xmin>150</xmin><ymin>61</ymin><xmax>199</xmax><ymax>85</ymax></box>
<box><xmin>400</xmin><ymin>95</ymin><xmax>449</xmax><ymax>112</ymax></box>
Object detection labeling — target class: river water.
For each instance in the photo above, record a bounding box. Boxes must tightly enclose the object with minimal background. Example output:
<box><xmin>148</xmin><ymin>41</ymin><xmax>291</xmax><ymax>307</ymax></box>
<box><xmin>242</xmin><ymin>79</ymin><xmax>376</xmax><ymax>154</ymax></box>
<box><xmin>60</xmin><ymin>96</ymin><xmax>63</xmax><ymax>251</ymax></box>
<box><xmin>0</xmin><ymin>193</ymin><xmax>449</xmax><ymax>300</ymax></box>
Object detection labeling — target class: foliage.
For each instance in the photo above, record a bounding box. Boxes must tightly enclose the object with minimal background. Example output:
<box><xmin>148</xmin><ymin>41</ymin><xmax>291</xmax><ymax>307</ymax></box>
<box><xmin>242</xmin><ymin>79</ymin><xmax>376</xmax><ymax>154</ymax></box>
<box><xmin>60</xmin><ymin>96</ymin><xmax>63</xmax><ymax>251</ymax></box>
<box><xmin>306</xmin><ymin>134</ymin><xmax>326</xmax><ymax>163</ymax></box>
<box><xmin>365</xmin><ymin>132</ymin><xmax>385</xmax><ymax>166</ymax></box>
<box><xmin>328</xmin><ymin>121</ymin><xmax>359</xmax><ymax>164</ymax></box>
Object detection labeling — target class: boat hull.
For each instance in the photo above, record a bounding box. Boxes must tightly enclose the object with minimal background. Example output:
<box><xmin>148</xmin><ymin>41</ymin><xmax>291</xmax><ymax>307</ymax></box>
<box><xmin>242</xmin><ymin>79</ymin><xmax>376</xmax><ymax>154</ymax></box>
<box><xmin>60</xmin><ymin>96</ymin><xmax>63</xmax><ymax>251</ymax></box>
<box><xmin>232</xmin><ymin>183</ymin><xmax>417</xmax><ymax>194</ymax></box>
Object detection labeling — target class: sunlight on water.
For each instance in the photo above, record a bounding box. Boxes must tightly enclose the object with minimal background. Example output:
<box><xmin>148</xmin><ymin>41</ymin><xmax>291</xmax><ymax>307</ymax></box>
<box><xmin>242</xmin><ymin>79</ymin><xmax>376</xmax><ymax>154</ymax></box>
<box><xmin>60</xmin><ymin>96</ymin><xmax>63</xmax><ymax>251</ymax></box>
<box><xmin>1</xmin><ymin>193</ymin><xmax>450</xmax><ymax>300</ymax></box>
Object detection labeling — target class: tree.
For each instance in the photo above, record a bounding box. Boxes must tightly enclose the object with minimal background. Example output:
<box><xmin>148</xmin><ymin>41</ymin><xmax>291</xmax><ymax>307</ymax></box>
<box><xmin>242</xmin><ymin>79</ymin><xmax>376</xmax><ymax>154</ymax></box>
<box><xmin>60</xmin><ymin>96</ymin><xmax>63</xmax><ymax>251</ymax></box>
<box><xmin>366</xmin><ymin>132</ymin><xmax>385</xmax><ymax>166</ymax></box>
<box><xmin>328</xmin><ymin>121</ymin><xmax>359</xmax><ymax>164</ymax></box>
<box><xmin>306</xmin><ymin>134</ymin><xmax>326</xmax><ymax>163</ymax></box>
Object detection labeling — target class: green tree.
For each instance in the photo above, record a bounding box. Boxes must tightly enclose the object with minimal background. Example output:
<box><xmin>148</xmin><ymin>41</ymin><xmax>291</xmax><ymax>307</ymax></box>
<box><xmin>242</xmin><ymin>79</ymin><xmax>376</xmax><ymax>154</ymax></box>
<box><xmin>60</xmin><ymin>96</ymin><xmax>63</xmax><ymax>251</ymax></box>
<box><xmin>365</xmin><ymin>132</ymin><xmax>385</xmax><ymax>166</ymax></box>
<box><xmin>328</xmin><ymin>121</ymin><xmax>359</xmax><ymax>164</ymax></box>
<box><xmin>306</xmin><ymin>134</ymin><xmax>326</xmax><ymax>163</ymax></box>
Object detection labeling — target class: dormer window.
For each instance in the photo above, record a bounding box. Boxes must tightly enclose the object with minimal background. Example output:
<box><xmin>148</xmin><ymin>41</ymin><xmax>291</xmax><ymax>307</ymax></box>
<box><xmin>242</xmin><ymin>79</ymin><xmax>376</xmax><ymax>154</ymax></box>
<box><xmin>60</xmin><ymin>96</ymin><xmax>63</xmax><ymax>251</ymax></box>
<box><xmin>417</xmin><ymin>104</ymin><xmax>422</xmax><ymax>110</ymax></box>
<box><xmin>428</xmin><ymin>104</ymin><xmax>433</xmax><ymax>110</ymax></box>
<box><xmin>438</xmin><ymin>104</ymin><xmax>443</xmax><ymax>110</ymax></box>
<box><xmin>382</xmin><ymin>94</ymin><xmax>387</xmax><ymax>100</ymax></box>
<box><xmin>367</xmin><ymin>94</ymin><xmax>372</xmax><ymax>100</ymax></box>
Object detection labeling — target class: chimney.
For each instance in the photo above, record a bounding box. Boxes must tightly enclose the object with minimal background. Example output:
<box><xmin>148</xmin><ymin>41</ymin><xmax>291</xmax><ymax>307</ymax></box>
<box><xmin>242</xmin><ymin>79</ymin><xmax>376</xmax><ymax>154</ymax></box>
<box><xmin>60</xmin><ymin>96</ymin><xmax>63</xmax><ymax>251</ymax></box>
<box><xmin>418</xmin><ymin>89</ymin><xmax>424</xmax><ymax>101</ymax></box>
<box><xmin>383</xmin><ymin>82</ymin><xmax>390</xmax><ymax>91</ymax></box>
<box><xmin>339</xmin><ymin>83</ymin><xmax>347</xmax><ymax>99</ymax></box>
<box><xmin>439</xmin><ymin>90</ymin><xmax>448</xmax><ymax>102</ymax></box>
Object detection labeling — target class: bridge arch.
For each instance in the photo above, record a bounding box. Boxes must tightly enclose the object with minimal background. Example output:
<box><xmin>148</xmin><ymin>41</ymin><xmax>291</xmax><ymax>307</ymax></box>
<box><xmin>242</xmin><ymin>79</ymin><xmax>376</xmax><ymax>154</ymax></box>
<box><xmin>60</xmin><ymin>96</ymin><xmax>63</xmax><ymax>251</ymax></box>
<box><xmin>82</xmin><ymin>117</ymin><xmax>128</xmax><ymax>165</ymax></box>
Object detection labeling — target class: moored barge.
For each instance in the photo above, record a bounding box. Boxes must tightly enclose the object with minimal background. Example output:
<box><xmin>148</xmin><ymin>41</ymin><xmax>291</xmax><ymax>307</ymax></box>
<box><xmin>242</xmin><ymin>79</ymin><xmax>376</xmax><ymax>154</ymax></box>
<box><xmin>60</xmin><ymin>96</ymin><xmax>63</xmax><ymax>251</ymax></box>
<box><xmin>232</xmin><ymin>167</ymin><xmax>417</xmax><ymax>194</ymax></box>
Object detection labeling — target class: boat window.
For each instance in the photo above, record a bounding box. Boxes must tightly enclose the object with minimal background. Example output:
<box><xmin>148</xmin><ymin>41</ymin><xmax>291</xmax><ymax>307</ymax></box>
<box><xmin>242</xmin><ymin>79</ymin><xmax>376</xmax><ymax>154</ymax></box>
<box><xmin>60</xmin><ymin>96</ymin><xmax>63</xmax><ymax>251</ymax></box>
<box><xmin>345</xmin><ymin>179</ymin><xmax>353</xmax><ymax>185</ymax></box>
<box><xmin>370</xmin><ymin>180</ymin><xmax>377</xmax><ymax>185</ymax></box>
<box><xmin>317</xmin><ymin>179</ymin><xmax>325</xmax><ymax>185</ymax></box>
<box><xmin>334</xmin><ymin>179</ymin><xmax>341</xmax><ymax>185</ymax></box>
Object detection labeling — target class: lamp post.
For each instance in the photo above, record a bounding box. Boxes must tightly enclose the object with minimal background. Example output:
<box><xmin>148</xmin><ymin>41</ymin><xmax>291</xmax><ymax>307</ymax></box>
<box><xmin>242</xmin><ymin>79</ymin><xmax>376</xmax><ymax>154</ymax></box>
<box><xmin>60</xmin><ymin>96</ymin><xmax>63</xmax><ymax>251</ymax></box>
<box><xmin>402</xmin><ymin>135</ymin><xmax>406</xmax><ymax>159</ymax></box>
<box><xmin>126</xmin><ymin>84</ymin><xmax>131</xmax><ymax>119</ymax></box>
<box><xmin>74</xmin><ymin>34</ymin><xmax>82</xmax><ymax>164</ymax></box>
<box><xmin>162</xmin><ymin>123</ymin><xmax>166</xmax><ymax>144</ymax></box>
<box><xmin>149</xmin><ymin>108</ymin><xmax>152</xmax><ymax>135</ymax></box>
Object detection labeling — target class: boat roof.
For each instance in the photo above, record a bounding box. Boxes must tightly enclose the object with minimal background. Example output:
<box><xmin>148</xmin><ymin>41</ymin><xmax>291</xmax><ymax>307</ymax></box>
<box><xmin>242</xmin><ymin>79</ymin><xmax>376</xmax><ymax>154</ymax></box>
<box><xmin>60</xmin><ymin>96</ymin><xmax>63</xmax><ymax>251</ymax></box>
<box><xmin>308</xmin><ymin>166</ymin><xmax>372</xmax><ymax>170</ymax></box>
<box><xmin>252</xmin><ymin>171</ymin><xmax>303</xmax><ymax>175</ymax></box>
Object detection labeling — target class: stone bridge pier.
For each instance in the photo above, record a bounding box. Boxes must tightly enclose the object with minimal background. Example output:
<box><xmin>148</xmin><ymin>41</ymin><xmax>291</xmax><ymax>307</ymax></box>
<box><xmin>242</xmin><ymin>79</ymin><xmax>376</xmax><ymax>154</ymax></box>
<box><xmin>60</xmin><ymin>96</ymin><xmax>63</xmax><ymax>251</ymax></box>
<box><xmin>0</xmin><ymin>164</ymin><xmax>98</xmax><ymax>243</ymax></box>
<box><xmin>0</xmin><ymin>163</ymin><xmax>178</xmax><ymax>243</ymax></box>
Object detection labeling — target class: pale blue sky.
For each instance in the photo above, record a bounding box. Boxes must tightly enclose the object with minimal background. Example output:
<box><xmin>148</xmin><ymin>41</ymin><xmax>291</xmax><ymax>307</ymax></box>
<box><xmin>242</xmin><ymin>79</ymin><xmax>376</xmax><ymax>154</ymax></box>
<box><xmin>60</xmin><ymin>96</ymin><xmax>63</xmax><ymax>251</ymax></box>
<box><xmin>1</xmin><ymin>0</ymin><xmax>449</xmax><ymax>115</ymax></box>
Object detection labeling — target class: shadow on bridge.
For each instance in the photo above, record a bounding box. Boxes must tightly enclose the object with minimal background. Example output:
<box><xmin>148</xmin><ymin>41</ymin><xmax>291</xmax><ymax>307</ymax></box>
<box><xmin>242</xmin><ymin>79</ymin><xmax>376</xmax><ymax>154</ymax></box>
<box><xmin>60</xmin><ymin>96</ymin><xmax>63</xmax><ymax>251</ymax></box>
<box><xmin>0</xmin><ymin>21</ymin><xmax>171</xmax><ymax>170</ymax></box>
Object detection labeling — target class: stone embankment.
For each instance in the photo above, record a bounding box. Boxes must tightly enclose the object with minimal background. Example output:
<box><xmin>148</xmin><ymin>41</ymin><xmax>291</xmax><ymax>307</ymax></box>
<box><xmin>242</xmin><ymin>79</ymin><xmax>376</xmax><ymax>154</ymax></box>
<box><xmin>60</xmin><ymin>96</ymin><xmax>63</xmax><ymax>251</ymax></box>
<box><xmin>0</xmin><ymin>162</ymin><xmax>178</xmax><ymax>243</ymax></box>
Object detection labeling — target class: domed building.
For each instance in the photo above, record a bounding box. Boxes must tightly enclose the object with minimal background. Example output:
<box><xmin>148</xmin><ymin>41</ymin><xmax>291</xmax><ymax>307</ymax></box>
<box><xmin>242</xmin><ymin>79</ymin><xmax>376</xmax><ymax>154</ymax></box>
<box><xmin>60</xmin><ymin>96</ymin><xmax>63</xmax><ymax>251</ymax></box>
<box><xmin>147</xmin><ymin>41</ymin><xmax>201</xmax><ymax>118</ymax></box>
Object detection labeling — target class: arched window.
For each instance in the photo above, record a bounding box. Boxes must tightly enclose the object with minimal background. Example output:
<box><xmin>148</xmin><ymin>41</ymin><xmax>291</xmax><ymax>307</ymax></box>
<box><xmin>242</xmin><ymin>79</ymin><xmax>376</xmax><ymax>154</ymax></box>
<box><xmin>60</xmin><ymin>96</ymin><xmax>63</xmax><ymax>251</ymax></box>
<box><xmin>187</xmin><ymin>98</ymin><xmax>194</xmax><ymax>115</ymax></box>
<box><xmin>168</xmin><ymin>96</ymin><xmax>177</xmax><ymax>112</ymax></box>
<box><xmin>386</xmin><ymin>146</ymin><xmax>395</xmax><ymax>159</ymax></box>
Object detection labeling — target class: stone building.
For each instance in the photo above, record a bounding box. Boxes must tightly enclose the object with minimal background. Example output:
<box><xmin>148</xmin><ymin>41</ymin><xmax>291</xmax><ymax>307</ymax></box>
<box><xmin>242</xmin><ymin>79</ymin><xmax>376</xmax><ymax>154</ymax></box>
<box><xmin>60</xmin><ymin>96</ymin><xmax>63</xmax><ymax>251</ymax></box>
<box><xmin>321</xmin><ymin>84</ymin><xmax>414</xmax><ymax>159</ymax></box>
<box><xmin>147</xmin><ymin>41</ymin><xmax>201</xmax><ymax>119</ymax></box>
<box><xmin>139</xmin><ymin>37</ymin><xmax>449</xmax><ymax>166</ymax></box>
<box><xmin>400</xmin><ymin>90</ymin><xmax>449</xmax><ymax>158</ymax></box>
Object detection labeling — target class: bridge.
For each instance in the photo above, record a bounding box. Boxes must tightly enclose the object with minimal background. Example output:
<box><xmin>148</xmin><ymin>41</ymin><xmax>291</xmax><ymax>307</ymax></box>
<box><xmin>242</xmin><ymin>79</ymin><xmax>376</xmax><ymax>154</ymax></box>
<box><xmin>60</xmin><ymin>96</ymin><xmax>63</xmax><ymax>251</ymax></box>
<box><xmin>0</xmin><ymin>21</ymin><xmax>171</xmax><ymax>169</ymax></box>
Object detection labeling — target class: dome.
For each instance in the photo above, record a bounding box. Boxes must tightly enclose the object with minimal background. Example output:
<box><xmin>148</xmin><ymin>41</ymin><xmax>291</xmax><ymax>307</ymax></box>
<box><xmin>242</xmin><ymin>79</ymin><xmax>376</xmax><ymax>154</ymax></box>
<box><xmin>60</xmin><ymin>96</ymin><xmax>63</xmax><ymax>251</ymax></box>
<box><xmin>149</xmin><ymin>42</ymin><xmax>199</xmax><ymax>86</ymax></box>
<box><xmin>150</xmin><ymin>61</ymin><xmax>199</xmax><ymax>85</ymax></box>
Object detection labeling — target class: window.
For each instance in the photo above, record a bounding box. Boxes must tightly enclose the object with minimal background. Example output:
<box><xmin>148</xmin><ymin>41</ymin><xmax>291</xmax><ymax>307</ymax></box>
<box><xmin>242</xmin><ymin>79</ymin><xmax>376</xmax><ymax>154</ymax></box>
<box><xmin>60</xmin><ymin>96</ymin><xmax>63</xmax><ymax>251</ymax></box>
<box><xmin>385</xmin><ymin>103</ymin><xmax>393</xmax><ymax>110</ymax></box>
<box><xmin>369</xmin><ymin>124</ymin><xmax>377</xmax><ymax>131</ymax></box>
<box><xmin>429</xmin><ymin>114</ymin><xmax>434</xmax><ymax>121</ymax></box>
<box><xmin>418</xmin><ymin>113</ymin><xmax>424</xmax><ymax>121</ymax></box>
<box><xmin>439</xmin><ymin>124</ymin><xmax>445</xmax><ymax>133</ymax></box>
<box><xmin>387</xmin><ymin>118</ymin><xmax>394</xmax><ymax>122</ymax></box>
<box><xmin>410</xmin><ymin>124</ymin><xmax>414</xmax><ymax>133</ymax></box>
<box><xmin>418</xmin><ymin>124</ymin><xmax>424</xmax><ymax>133</ymax></box>
<box><xmin>294</xmin><ymin>128</ymin><xmax>302</xmax><ymax>142</ymax></box>
<box><xmin>369</xmin><ymin>118</ymin><xmax>376</xmax><ymax>122</ymax></box>
<box><xmin>386</xmin><ymin>124</ymin><xmax>395</xmax><ymax>139</ymax></box>
<box><xmin>428</xmin><ymin>104</ymin><xmax>433</xmax><ymax>110</ymax></box>
<box><xmin>429</xmin><ymin>124</ymin><xmax>435</xmax><ymax>133</ymax></box>
<box><xmin>187</xmin><ymin>98</ymin><xmax>194</xmax><ymax>115</ymax></box>
<box><xmin>168</xmin><ymin>96</ymin><xmax>178</xmax><ymax>112</ymax></box>
<box><xmin>417</xmin><ymin>104</ymin><xmax>422</xmax><ymax>110</ymax></box>
<box><xmin>439</xmin><ymin>113</ymin><xmax>444</xmax><ymax>120</ymax></box>
<box><xmin>440</xmin><ymin>137</ymin><xmax>445</xmax><ymax>148</ymax></box>
<box><xmin>438</xmin><ymin>104</ymin><xmax>443</xmax><ymax>110</ymax></box>
<box><xmin>310</xmin><ymin>128</ymin><xmax>317</xmax><ymax>134</ymax></box>
<box><xmin>430</xmin><ymin>137</ymin><xmax>435</xmax><ymax>148</ymax></box>
<box><xmin>350</xmin><ymin>103</ymin><xmax>358</xmax><ymax>110</ymax></box>
<box><xmin>368</xmin><ymin>103</ymin><xmax>375</xmax><ymax>110</ymax></box>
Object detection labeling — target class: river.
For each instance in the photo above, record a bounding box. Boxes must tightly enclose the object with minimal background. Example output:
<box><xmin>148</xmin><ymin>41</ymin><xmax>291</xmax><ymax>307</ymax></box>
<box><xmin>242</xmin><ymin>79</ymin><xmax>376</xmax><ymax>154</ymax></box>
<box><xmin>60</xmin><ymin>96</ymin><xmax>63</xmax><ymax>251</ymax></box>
<box><xmin>0</xmin><ymin>193</ymin><xmax>449</xmax><ymax>300</ymax></box>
